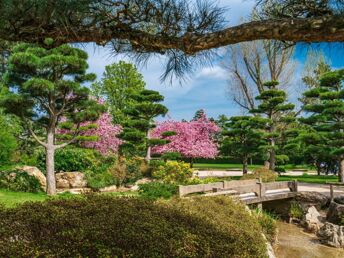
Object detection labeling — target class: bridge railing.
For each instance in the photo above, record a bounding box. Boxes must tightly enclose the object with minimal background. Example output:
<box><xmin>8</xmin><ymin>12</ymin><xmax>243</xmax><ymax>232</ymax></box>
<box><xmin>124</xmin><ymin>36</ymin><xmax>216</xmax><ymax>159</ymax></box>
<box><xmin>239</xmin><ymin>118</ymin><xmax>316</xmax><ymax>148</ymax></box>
<box><xmin>178</xmin><ymin>179</ymin><xmax>298</xmax><ymax>198</ymax></box>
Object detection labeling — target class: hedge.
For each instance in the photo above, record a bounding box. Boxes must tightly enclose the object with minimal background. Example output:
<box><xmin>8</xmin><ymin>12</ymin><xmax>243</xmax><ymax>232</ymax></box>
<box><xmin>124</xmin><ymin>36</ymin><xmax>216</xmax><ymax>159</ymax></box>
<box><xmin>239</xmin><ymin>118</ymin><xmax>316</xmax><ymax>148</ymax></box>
<box><xmin>0</xmin><ymin>195</ymin><xmax>267</xmax><ymax>257</ymax></box>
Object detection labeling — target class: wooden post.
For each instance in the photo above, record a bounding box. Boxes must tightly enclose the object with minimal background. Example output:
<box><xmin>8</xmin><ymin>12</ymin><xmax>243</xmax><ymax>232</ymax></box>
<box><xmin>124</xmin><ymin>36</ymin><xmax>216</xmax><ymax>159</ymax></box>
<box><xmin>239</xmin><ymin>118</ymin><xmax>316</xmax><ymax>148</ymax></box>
<box><xmin>257</xmin><ymin>202</ymin><xmax>263</xmax><ymax>210</ymax></box>
<box><xmin>293</xmin><ymin>180</ymin><xmax>298</xmax><ymax>192</ymax></box>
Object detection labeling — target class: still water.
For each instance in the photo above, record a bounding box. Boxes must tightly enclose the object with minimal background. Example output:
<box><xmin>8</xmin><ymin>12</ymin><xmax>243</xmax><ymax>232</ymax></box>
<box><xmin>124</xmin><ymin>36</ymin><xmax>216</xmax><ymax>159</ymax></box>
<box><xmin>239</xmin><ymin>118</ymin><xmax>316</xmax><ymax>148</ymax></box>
<box><xmin>274</xmin><ymin>222</ymin><xmax>344</xmax><ymax>258</ymax></box>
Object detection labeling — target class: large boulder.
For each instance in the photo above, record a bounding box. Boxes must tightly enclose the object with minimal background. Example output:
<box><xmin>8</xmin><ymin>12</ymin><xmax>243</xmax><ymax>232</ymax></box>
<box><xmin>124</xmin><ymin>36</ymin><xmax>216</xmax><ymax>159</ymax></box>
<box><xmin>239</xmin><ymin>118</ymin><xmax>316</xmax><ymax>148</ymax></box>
<box><xmin>18</xmin><ymin>166</ymin><xmax>46</xmax><ymax>188</ymax></box>
<box><xmin>55</xmin><ymin>172</ymin><xmax>87</xmax><ymax>189</ymax></box>
<box><xmin>326</xmin><ymin>198</ymin><xmax>344</xmax><ymax>224</ymax></box>
<box><xmin>302</xmin><ymin>206</ymin><xmax>324</xmax><ymax>233</ymax></box>
<box><xmin>295</xmin><ymin>192</ymin><xmax>330</xmax><ymax>211</ymax></box>
<box><xmin>318</xmin><ymin>222</ymin><xmax>344</xmax><ymax>248</ymax></box>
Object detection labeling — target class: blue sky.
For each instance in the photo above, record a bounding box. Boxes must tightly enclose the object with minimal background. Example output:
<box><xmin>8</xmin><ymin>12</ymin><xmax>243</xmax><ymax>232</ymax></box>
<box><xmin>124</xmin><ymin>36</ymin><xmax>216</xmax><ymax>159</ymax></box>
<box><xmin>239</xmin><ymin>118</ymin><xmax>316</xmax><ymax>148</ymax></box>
<box><xmin>84</xmin><ymin>0</ymin><xmax>344</xmax><ymax>121</ymax></box>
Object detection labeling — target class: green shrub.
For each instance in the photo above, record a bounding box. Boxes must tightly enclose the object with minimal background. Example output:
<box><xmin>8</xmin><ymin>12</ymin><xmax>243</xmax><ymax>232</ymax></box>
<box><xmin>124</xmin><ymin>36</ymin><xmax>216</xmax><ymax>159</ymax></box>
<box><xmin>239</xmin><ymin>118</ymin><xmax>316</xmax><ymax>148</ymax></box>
<box><xmin>289</xmin><ymin>201</ymin><xmax>304</xmax><ymax>219</ymax></box>
<box><xmin>253</xmin><ymin>209</ymin><xmax>277</xmax><ymax>243</ymax></box>
<box><xmin>0</xmin><ymin>170</ymin><xmax>43</xmax><ymax>193</ymax></box>
<box><xmin>85</xmin><ymin>170</ymin><xmax>117</xmax><ymax>190</ymax></box>
<box><xmin>107</xmin><ymin>156</ymin><xmax>144</xmax><ymax>186</ymax></box>
<box><xmin>152</xmin><ymin>161</ymin><xmax>193</xmax><ymax>183</ymax></box>
<box><xmin>241</xmin><ymin>167</ymin><xmax>278</xmax><ymax>182</ymax></box>
<box><xmin>185</xmin><ymin>177</ymin><xmax>232</xmax><ymax>185</ymax></box>
<box><xmin>138</xmin><ymin>182</ymin><xmax>178</xmax><ymax>200</ymax></box>
<box><xmin>36</xmin><ymin>147</ymin><xmax>99</xmax><ymax>172</ymax></box>
<box><xmin>0</xmin><ymin>195</ymin><xmax>267</xmax><ymax>257</ymax></box>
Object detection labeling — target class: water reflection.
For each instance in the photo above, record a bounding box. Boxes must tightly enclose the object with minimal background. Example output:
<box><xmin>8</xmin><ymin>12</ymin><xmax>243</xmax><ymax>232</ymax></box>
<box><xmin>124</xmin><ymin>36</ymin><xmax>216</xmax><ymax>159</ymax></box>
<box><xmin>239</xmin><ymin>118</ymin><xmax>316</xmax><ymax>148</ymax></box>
<box><xmin>274</xmin><ymin>221</ymin><xmax>344</xmax><ymax>258</ymax></box>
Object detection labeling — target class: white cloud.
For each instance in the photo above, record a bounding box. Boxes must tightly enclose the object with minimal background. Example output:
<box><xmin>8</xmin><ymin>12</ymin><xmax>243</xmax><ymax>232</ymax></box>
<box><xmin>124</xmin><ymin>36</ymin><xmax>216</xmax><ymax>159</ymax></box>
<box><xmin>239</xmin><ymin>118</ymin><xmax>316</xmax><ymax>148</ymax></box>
<box><xmin>196</xmin><ymin>66</ymin><xmax>228</xmax><ymax>80</ymax></box>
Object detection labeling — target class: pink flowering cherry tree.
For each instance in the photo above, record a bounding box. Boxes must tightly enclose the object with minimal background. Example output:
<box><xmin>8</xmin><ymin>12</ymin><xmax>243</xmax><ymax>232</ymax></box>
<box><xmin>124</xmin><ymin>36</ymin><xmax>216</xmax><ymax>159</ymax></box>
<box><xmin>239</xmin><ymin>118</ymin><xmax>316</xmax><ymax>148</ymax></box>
<box><xmin>152</xmin><ymin>113</ymin><xmax>220</xmax><ymax>166</ymax></box>
<box><xmin>59</xmin><ymin>112</ymin><xmax>122</xmax><ymax>156</ymax></box>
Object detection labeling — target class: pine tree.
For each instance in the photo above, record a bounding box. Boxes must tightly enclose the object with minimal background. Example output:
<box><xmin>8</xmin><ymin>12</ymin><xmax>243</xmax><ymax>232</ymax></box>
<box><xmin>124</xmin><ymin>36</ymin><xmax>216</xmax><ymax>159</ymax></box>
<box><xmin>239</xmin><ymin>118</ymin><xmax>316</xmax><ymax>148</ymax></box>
<box><xmin>300</xmin><ymin>69</ymin><xmax>344</xmax><ymax>182</ymax></box>
<box><xmin>221</xmin><ymin>116</ymin><xmax>267</xmax><ymax>174</ymax></box>
<box><xmin>1</xmin><ymin>43</ymin><xmax>104</xmax><ymax>194</ymax></box>
<box><xmin>193</xmin><ymin>109</ymin><xmax>205</xmax><ymax>121</ymax></box>
<box><xmin>251</xmin><ymin>81</ymin><xmax>295</xmax><ymax>171</ymax></box>
<box><xmin>120</xmin><ymin>89</ymin><xmax>168</xmax><ymax>160</ymax></box>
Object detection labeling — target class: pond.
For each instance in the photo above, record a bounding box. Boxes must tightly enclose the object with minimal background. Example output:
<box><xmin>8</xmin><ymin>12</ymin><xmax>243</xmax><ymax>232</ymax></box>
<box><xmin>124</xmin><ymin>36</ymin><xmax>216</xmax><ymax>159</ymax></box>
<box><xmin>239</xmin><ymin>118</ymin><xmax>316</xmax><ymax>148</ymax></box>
<box><xmin>274</xmin><ymin>221</ymin><xmax>344</xmax><ymax>258</ymax></box>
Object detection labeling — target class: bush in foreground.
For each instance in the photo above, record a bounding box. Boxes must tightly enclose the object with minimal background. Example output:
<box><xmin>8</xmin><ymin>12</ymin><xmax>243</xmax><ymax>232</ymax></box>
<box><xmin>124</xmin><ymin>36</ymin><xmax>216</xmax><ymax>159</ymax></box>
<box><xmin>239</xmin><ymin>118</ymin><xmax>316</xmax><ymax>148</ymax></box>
<box><xmin>0</xmin><ymin>195</ymin><xmax>267</xmax><ymax>257</ymax></box>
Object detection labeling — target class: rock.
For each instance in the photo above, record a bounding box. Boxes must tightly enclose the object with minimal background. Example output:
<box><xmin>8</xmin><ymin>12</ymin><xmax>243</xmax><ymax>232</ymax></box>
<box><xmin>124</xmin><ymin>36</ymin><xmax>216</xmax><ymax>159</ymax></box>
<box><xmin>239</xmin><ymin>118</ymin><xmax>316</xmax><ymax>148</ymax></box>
<box><xmin>326</xmin><ymin>200</ymin><xmax>344</xmax><ymax>224</ymax></box>
<box><xmin>302</xmin><ymin>206</ymin><xmax>323</xmax><ymax>233</ymax></box>
<box><xmin>131</xmin><ymin>177</ymin><xmax>153</xmax><ymax>191</ymax></box>
<box><xmin>99</xmin><ymin>185</ymin><xmax>118</xmax><ymax>193</ymax></box>
<box><xmin>318</xmin><ymin>222</ymin><xmax>344</xmax><ymax>248</ymax></box>
<box><xmin>295</xmin><ymin>192</ymin><xmax>330</xmax><ymax>211</ymax></box>
<box><xmin>18</xmin><ymin>166</ymin><xmax>46</xmax><ymax>188</ymax></box>
<box><xmin>55</xmin><ymin>172</ymin><xmax>87</xmax><ymax>189</ymax></box>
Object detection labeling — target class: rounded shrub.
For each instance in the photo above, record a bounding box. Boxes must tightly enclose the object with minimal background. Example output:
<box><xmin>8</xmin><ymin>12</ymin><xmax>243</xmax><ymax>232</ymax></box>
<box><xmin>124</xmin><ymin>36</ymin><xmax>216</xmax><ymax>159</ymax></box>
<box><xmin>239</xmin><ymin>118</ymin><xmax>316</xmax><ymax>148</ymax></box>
<box><xmin>0</xmin><ymin>195</ymin><xmax>267</xmax><ymax>257</ymax></box>
<box><xmin>0</xmin><ymin>169</ymin><xmax>43</xmax><ymax>193</ymax></box>
<box><xmin>36</xmin><ymin>147</ymin><xmax>99</xmax><ymax>172</ymax></box>
<box><xmin>138</xmin><ymin>182</ymin><xmax>178</xmax><ymax>200</ymax></box>
<box><xmin>152</xmin><ymin>161</ymin><xmax>193</xmax><ymax>183</ymax></box>
<box><xmin>241</xmin><ymin>167</ymin><xmax>278</xmax><ymax>182</ymax></box>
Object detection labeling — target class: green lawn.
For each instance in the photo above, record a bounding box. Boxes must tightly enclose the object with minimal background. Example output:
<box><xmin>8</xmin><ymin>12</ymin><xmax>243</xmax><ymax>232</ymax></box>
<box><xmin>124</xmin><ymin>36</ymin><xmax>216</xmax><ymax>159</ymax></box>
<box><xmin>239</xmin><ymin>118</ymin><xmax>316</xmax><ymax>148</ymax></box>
<box><xmin>0</xmin><ymin>189</ymin><xmax>139</xmax><ymax>208</ymax></box>
<box><xmin>277</xmin><ymin>174</ymin><xmax>339</xmax><ymax>184</ymax></box>
<box><xmin>193</xmin><ymin>163</ymin><xmax>261</xmax><ymax>170</ymax></box>
<box><xmin>0</xmin><ymin>190</ymin><xmax>48</xmax><ymax>207</ymax></box>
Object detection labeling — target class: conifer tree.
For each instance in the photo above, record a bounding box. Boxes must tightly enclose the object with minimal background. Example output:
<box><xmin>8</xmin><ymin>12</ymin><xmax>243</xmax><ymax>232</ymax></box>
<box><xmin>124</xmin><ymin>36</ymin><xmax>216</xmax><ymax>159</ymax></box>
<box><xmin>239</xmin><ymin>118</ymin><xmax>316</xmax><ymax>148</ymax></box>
<box><xmin>1</xmin><ymin>43</ymin><xmax>104</xmax><ymax>194</ymax></box>
<box><xmin>251</xmin><ymin>81</ymin><xmax>295</xmax><ymax>171</ymax></box>
<box><xmin>221</xmin><ymin>116</ymin><xmax>267</xmax><ymax>174</ymax></box>
<box><xmin>120</xmin><ymin>89</ymin><xmax>168</xmax><ymax>160</ymax></box>
<box><xmin>300</xmin><ymin>69</ymin><xmax>344</xmax><ymax>182</ymax></box>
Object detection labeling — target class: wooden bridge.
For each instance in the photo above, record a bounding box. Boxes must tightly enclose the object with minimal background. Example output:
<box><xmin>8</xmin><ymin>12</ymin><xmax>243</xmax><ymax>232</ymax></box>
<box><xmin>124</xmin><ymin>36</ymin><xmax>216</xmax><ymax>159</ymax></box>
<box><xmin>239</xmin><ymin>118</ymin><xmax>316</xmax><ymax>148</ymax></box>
<box><xmin>179</xmin><ymin>179</ymin><xmax>298</xmax><ymax>206</ymax></box>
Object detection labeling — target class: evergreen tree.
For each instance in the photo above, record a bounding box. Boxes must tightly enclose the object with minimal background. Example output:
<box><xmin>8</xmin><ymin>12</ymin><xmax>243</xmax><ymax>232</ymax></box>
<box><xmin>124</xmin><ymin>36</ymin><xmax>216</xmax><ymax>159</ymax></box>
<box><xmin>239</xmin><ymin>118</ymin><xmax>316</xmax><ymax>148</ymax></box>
<box><xmin>92</xmin><ymin>61</ymin><xmax>145</xmax><ymax>124</ymax></box>
<box><xmin>1</xmin><ymin>43</ymin><xmax>104</xmax><ymax>195</ymax></box>
<box><xmin>221</xmin><ymin>116</ymin><xmax>267</xmax><ymax>174</ymax></box>
<box><xmin>300</xmin><ymin>69</ymin><xmax>344</xmax><ymax>182</ymax></box>
<box><xmin>251</xmin><ymin>81</ymin><xmax>295</xmax><ymax>171</ymax></box>
<box><xmin>193</xmin><ymin>109</ymin><xmax>205</xmax><ymax>121</ymax></box>
<box><xmin>120</xmin><ymin>89</ymin><xmax>168</xmax><ymax>160</ymax></box>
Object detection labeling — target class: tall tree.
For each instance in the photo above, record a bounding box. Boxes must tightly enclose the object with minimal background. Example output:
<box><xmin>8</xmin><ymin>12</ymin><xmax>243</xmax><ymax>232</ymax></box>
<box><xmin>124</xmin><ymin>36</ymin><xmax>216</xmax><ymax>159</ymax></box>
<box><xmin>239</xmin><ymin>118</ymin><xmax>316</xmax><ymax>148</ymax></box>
<box><xmin>1</xmin><ymin>43</ymin><xmax>104</xmax><ymax>195</ymax></box>
<box><xmin>0</xmin><ymin>1</ymin><xmax>342</xmax><ymax>79</ymax></box>
<box><xmin>224</xmin><ymin>40</ymin><xmax>295</xmax><ymax>112</ymax></box>
<box><xmin>251</xmin><ymin>81</ymin><xmax>295</xmax><ymax>170</ymax></box>
<box><xmin>92</xmin><ymin>61</ymin><xmax>145</xmax><ymax>124</ymax></box>
<box><xmin>193</xmin><ymin>109</ymin><xmax>206</xmax><ymax>121</ymax></box>
<box><xmin>221</xmin><ymin>116</ymin><xmax>267</xmax><ymax>174</ymax></box>
<box><xmin>120</xmin><ymin>89</ymin><xmax>168</xmax><ymax>160</ymax></box>
<box><xmin>300</xmin><ymin>69</ymin><xmax>344</xmax><ymax>182</ymax></box>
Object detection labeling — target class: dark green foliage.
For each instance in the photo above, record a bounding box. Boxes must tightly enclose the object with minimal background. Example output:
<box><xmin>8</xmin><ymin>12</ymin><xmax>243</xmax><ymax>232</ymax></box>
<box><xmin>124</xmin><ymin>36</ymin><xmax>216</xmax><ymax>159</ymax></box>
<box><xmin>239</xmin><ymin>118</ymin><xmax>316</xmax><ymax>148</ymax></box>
<box><xmin>0</xmin><ymin>195</ymin><xmax>267</xmax><ymax>257</ymax></box>
<box><xmin>221</xmin><ymin>116</ymin><xmax>267</xmax><ymax>173</ymax></box>
<box><xmin>161</xmin><ymin>151</ymin><xmax>182</xmax><ymax>160</ymax></box>
<box><xmin>138</xmin><ymin>182</ymin><xmax>178</xmax><ymax>200</ymax></box>
<box><xmin>36</xmin><ymin>147</ymin><xmax>99</xmax><ymax>172</ymax></box>
<box><xmin>0</xmin><ymin>169</ymin><xmax>42</xmax><ymax>193</ymax></box>
<box><xmin>120</xmin><ymin>89</ymin><xmax>168</xmax><ymax>157</ymax></box>
<box><xmin>250</xmin><ymin>81</ymin><xmax>295</xmax><ymax>171</ymax></box>
<box><xmin>300</xmin><ymin>69</ymin><xmax>344</xmax><ymax>181</ymax></box>
<box><xmin>85</xmin><ymin>170</ymin><xmax>117</xmax><ymax>190</ymax></box>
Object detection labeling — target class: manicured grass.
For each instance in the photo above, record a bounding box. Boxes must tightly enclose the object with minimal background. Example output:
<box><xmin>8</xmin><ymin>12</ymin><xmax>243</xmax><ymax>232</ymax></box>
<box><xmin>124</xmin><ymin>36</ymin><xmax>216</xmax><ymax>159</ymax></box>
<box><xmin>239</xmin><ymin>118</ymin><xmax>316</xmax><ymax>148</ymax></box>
<box><xmin>0</xmin><ymin>189</ymin><xmax>139</xmax><ymax>208</ymax></box>
<box><xmin>193</xmin><ymin>163</ymin><xmax>261</xmax><ymax>170</ymax></box>
<box><xmin>277</xmin><ymin>174</ymin><xmax>339</xmax><ymax>184</ymax></box>
<box><xmin>0</xmin><ymin>190</ymin><xmax>48</xmax><ymax>207</ymax></box>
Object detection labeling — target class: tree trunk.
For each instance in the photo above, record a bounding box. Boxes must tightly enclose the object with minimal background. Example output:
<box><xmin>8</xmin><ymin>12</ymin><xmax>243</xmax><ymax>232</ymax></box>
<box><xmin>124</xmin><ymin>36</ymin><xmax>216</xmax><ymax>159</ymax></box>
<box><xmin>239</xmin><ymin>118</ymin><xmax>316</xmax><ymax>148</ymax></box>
<box><xmin>339</xmin><ymin>157</ymin><xmax>344</xmax><ymax>183</ymax></box>
<box><xmin>243</xmin><ymin>156</ymin><xmax>248</xmax><ymax>174</ymax></box>
<box><xmin>145</xmin><ymin>130</ymin><xmax>151</xmax><ymax>162</ymax></box>
<box><xmin>190</xmin><ymin>158</ymin><xmax>194</xmax><ymax>168</ymax></box>
<box><xmin>315</xmin><ymin>161</ymin><xmax>321</xmax><ymax>176</ymax></box>
<box><xmin>269</xmin><ymin>138</ymin><xmax>276</xmax><ymax>171</ymax></box>
<box><xmin>46</xmin><ymin>130</ymin><xmax>56</xmax><ymax>195</ymax></box>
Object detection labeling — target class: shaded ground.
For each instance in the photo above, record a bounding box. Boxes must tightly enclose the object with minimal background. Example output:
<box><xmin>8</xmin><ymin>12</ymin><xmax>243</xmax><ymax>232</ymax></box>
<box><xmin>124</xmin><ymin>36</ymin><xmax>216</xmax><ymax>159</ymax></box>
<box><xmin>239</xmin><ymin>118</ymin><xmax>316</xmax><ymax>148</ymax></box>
<box><xmin>274</xmin><ymin>221</ymin><xmax>344</xmax><ymax>258</ymax></box>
